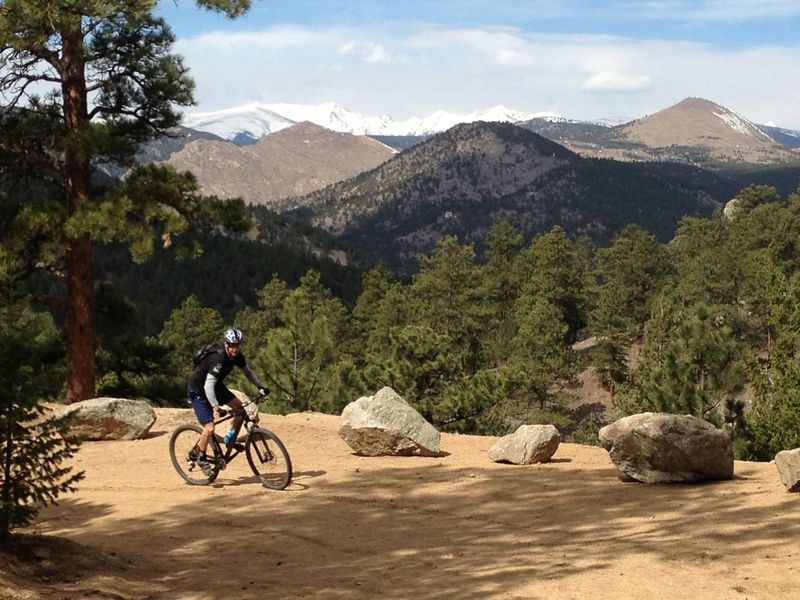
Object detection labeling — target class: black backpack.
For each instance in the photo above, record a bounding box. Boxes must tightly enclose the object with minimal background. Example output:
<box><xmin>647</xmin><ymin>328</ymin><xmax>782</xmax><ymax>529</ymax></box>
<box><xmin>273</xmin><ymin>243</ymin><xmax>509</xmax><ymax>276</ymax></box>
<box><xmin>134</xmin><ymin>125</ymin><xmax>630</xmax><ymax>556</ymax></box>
<box><xmin>192</xmin><ymin>343</ymin><xmax>222</xmax><ymax>367</ymax></box>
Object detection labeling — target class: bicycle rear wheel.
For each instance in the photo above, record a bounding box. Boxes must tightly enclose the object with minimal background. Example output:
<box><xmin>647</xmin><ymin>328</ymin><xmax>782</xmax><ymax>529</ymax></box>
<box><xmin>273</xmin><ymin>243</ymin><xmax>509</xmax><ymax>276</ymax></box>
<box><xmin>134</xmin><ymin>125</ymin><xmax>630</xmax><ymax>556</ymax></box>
<box><xmin>169</xmin><ymin>423</ymin><xmax>221</xmax><ymax>485</ymax></box>
<box><xmin>245</xmin><ymin>427</ymin><xmax>292</xmax><ymax>490</ymax></box>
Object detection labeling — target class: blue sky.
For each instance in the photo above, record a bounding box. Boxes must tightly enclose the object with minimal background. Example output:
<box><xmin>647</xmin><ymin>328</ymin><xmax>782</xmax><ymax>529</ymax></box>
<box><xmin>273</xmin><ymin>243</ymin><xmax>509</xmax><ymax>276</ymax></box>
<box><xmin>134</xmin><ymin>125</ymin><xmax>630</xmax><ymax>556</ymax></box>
<box><xmin>156</xmin><ymin>0</ymin><xmax>800</xmax><ymax>128</ymax></box>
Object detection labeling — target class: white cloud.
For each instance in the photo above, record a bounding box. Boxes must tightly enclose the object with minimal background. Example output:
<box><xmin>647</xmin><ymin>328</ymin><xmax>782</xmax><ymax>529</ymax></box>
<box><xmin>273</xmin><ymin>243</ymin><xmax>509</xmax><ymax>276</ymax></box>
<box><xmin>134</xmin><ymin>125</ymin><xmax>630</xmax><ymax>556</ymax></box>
<box><xmin>582</xmin><ymin>71</ymin><xmax>652</xmax><ymax>93</ymax></box>
<box><xmin>407</xmin><ymin>26</ymin><xmax>538</xmax><ymax>67</ymax></box>
<box><xmin>338</xmin><ymin>40</ymin><xmax>395</xmax><ymax>64</ymax></box>
<box><xmin>175</xmin><ymin>23</ymin><xmax>800</xmax><ymax>129</ymax></box>
<box><xmin>185</xmin><ymin>25</ymin><xmax>334</xmax><ymax>48</ymax></box>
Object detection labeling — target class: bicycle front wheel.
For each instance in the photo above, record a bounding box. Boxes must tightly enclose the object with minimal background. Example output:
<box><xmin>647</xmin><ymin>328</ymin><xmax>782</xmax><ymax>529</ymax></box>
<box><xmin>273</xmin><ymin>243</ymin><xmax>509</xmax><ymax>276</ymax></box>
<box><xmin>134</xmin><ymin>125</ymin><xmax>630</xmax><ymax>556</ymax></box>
<box><xmin>169</xmin><ymin>423</ymin><xmax>221</xmax><ymax>485</ymax></box>
<box><xmin>245</xmin><ymin>427</ymin><xmax>293</xmax><ymax>490</ymax></box>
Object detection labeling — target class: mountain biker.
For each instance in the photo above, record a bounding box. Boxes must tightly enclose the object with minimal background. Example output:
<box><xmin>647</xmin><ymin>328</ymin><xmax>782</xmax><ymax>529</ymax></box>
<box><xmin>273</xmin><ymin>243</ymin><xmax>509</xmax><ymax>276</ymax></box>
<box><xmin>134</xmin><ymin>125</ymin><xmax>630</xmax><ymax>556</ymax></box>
<box><xmin>187</xmin><ymin>328</ymin><xmax>268</xmax><ymax>475</ymax></box>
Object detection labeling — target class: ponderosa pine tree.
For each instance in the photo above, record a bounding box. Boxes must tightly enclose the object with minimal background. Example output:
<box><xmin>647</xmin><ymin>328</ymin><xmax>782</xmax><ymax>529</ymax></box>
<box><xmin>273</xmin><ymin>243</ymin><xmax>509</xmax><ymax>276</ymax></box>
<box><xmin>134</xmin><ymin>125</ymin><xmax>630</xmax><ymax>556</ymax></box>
<box><xmin>351</xmin><ymin>262</ymin><xmax>395</xmax><ymax>348</ymax></box>
<box><xmin>591</xmin><ymin>336</ymin><xmax>629</xmax><ymax>397</ymax></box>
<box><xmin>249</xmin><ymin>271</ymin><xmax>347</xmax><ymax>413</ymax></box>
<box><xmin>411</xmin><ymin>236</ymin><xmax>486</xmax><ymax>373</ymax></box>
<box><xmin>233</xmin><ymin>276</ymin><xmax>291</xmax><ymax>353</ymax></box>
<box><xmin>638</xmin><ymin>304</ymin><xmax>743</xmax><ymax>420</ymax></box>
<box><xmin>513</xmin><ymin>226</ymin><xmax>588</xmax><ymax>343</ymax></box>
<box><xmin>94</xmin><ymin>282</ymin><xmax>174</xmax><ymax>401</ymax></box>
<box><xmin>591</xmin><ymin>224</ymin><xmax>671</xmax><ymax>337</ymax></box>
<box><xmin>731</xmin><ymin>184</ymin><xmax>782</xmax><ymax>215</ymax></box>
<box><xmin>378</xmin><ymin>324</ymin><xmax>455</xmax><ymax>417</ymax></box>
<box><xmin>0</xmin><ymin>301</ymin><xmax>83</xmax><ymax>541</ymax></box>
<box><xmin>0</xmin><ymin>0</ymin><xmax>252</xmax><ymax>402</ymax></box>
<box><xmin>668</xmin><ymin>216</ymin><xmax>746</xmax><ymax>308</ymax></box>
<box><xmin>480</xmin><ymin>218</ymin><xmax>523</xmax><ymax>364</ymax></box>
<box><xmin>158</xmin><ymin>294</ymin><xmax>225</xmax><ymax>385</ymax></box>
<box><xmin>354</xmin><ymin>270</ymin><xmax>411</xmax><ymax>363</ymax></box>
<box><xmin>508</xmin><ymin>295</ymin><xmax>576</xmax><ymax>411</ymax></box>
<box><xmin>747</xmin><ymin>360</ymin><xmax>800</xmax><ymax>459</ymax></box>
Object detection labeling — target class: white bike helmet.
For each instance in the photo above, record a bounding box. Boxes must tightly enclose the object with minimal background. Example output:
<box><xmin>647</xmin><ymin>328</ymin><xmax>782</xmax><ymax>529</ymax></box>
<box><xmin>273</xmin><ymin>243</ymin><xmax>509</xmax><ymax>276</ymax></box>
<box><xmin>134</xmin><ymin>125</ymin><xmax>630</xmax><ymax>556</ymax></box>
<box><xmin>223</xmin><ymin>327</ymin><xmax>243</xmax><ymax>345</ymax></box>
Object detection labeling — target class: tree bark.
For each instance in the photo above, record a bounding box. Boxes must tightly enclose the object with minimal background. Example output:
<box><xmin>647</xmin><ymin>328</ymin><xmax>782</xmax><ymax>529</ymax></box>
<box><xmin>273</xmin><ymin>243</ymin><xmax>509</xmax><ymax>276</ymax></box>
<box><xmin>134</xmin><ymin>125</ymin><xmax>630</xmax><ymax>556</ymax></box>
<box><xmin>65</xmin><ymin>235</ymin><xmax>95</xmax><ymax>403</ymax></box>
<box><xmin>62</xmin><ymin>26</ymin><xmax>96</xmax><ymax>403</ymax></box>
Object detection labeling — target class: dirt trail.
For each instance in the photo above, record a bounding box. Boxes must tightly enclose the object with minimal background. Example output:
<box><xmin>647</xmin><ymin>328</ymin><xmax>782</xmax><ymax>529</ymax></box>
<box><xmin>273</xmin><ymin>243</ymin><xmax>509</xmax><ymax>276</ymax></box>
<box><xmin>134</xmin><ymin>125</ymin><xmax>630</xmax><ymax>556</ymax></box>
<box><xmin>2</xmin><ymin>408</ymin><xmax>798</xmax><ymax>599</ymax></box>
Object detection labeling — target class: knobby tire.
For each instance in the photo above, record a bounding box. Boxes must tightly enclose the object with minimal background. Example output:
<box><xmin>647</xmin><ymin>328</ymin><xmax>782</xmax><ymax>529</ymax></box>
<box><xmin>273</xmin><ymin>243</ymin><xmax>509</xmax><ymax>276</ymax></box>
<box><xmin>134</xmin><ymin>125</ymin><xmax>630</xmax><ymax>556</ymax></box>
<box><xmin>169</xmin><ymin>423</ymin><xmax>221</xmax><ymax>485</ymax></box>
<box><xmin>245</xmin><ymin>427</ymin><xmax>293</xmax><ymax>490</ymax></box>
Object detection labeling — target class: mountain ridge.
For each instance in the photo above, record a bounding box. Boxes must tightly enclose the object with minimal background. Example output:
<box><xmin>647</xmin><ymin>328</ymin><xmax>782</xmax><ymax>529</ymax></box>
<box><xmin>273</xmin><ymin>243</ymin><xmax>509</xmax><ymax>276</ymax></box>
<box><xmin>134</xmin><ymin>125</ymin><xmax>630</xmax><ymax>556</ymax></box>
<box><xmin>521</xmin><ymin>97</ymin><xmax>800</xmax><ymax>167</ymax></box>
<box><xmin>182</xmin><ymin>97</ymin><xmax>799</xmax><ymax>146</ymax></box>
<box><xmin>180</xmin><ymin>97</ymin><xmax>800</xmax><ymax>169</ymax></box>
<box><xmin>281</xmin><ymin>121</ymin><xmax>736</xmax><ymax>270</ymax></box>
<box><xmin>182</xmin><ymin>101</ymin><xmax>557</xmax><ymax>140</ymax></box>
<box><xmin>163</xmin><ymin>121</ymin><xmax>396</xmax><ymax>205</ymax></box>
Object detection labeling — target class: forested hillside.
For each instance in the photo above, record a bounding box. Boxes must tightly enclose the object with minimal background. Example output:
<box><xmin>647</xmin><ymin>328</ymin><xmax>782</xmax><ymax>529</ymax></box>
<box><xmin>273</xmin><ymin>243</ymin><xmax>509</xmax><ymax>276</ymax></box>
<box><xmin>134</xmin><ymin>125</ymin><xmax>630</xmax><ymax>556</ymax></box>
<box><xmin>95</xmin><ymin>206</ymin><xmax>365</xmax><ymax>334</ymax></box>
<box><xmin>283</xmin><ymin>122</ymin><xmax>752</xmax><ymax>271</ymax></box>
<box><xmin>15</xmin><ymin>181</ymin><xmax>800</xmax><ymax>465</ymax></box>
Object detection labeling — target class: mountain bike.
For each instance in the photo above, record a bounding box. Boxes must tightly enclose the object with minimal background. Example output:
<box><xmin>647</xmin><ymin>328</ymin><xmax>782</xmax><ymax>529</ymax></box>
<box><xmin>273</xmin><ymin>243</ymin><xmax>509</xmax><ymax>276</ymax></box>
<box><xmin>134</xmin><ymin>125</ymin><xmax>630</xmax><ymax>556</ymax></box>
<box><xmin>169</xmin><ymin>392</ymin><xmax>292</xmax><ymax>489</ymax></box>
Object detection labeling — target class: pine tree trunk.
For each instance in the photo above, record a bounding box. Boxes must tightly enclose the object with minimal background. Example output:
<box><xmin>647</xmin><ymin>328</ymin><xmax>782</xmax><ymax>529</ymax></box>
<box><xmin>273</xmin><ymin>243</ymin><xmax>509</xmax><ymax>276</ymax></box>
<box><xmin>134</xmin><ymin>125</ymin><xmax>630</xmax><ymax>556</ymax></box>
<box><xmin>62</xmin><ymin>27</ymin><xmax>96</xmax><ymax>403</ymax></box>
<box><xmin>65</xmin><ymin>235</ymin><xmax>96</xmax><ymax>403</ymax></box>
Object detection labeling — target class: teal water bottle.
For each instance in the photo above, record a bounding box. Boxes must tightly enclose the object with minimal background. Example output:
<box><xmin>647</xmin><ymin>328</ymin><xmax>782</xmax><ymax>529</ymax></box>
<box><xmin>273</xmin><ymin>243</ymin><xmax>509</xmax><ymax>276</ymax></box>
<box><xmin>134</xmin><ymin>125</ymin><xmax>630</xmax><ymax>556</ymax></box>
<box><xmin>223</xmin><ymin>428</ymin><xmax>236</xmax><ymax>446</ymax></box>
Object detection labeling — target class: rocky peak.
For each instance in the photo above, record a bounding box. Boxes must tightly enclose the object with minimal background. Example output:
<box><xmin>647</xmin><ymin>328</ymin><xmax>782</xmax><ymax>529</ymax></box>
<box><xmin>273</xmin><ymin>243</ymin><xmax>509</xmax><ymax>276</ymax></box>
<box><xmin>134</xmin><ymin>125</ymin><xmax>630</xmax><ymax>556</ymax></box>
<box><xmin>620</xmin><ymin>97</ymin><xmax>774</xmax><ymax>148</ymax></box>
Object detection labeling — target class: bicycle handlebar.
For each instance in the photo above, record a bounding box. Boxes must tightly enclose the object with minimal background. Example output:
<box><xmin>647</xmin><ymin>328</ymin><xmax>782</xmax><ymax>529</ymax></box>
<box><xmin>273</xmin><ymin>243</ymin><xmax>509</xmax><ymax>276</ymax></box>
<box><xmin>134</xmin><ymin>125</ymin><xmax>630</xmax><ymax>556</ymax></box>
<box><xmin>214</xmin><ymin>391</ymin><xmax>267</xmax><ymax>422</ymax></box>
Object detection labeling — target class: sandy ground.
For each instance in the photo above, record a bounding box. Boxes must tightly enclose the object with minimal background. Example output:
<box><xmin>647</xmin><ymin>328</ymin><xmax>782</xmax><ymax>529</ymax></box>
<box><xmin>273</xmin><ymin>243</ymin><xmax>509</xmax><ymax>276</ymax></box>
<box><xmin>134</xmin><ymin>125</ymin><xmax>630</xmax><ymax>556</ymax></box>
<box><xmin>1</xmin><ymin>407</ymin><xmax>799</xmax><ymax>600</ymax></box>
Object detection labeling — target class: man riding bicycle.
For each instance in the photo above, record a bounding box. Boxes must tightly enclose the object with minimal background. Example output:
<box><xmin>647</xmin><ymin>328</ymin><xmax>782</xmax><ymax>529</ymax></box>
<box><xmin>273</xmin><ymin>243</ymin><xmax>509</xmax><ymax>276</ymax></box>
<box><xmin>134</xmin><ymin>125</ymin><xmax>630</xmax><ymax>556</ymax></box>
<box><xmin>187</xmin><ymin>328</ymin><xmax>268</xmax><ymax>475</ymax></box>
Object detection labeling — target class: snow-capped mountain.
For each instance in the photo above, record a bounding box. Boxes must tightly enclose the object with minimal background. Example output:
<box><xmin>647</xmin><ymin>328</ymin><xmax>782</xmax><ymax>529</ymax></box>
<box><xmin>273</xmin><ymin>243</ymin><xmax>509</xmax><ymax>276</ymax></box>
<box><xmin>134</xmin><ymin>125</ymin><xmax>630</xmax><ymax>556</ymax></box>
<box><xmin>181</xmin><ymin>104</ymin><xmax>297</xmax><ymax>144</ymax></box>
<box><xmin>179</xmin><ymin>98</ymin><xmax>800</xmax><ymax>165</ymax></box>
<box><xmin>181</xmin><ymin>102</ymin><xmax>555</xmax><ymax>142</ymax></box>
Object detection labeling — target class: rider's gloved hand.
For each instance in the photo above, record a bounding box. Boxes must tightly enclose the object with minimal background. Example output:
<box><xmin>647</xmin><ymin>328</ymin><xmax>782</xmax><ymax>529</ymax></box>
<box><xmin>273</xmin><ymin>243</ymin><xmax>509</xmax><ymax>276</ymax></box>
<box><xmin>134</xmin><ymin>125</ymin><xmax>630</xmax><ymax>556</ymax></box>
<box><xmin>258</xmin><ymin>387</ymin><xmax>269</xmax><ymax>397</ymax></box>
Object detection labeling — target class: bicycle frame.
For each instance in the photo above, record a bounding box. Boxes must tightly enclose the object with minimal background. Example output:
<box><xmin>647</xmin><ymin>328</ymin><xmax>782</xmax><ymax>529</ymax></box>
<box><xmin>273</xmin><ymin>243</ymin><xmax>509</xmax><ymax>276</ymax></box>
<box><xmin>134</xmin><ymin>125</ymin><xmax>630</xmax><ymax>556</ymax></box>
<box><xmin>210</xmin><ymin>400</ymin><xmax>257</xmax><ymax>467</ymax></box>
<box><xmin>170</xmin><ymin>392</ymin><xmax>292</xmax><ymax>489</ymax></box>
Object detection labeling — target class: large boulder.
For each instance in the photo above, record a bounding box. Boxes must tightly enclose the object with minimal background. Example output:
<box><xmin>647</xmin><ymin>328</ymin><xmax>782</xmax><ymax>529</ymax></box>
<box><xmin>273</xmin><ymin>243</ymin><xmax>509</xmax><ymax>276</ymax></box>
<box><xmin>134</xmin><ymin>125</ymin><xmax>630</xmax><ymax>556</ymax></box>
<box><xmin>339</xmin><ymin>387</ymin><xmax>441</xmax><ymax>456</ymax></box>
<box><xmin>58</xmin><ymin>397</ymin><xmax>156</xmax><ymax>441</ymax></box>
<box><xmin>774</xmin><ymin>448</ymin><xmax>800</xmax><ymax>492</ymax></box>
<box><xmin>488</xmin><ymin>424</ymin><xmax>561</xmax><ymax>465</ymax></box>
<box><xmin>599</xmin><ymin>412</ymin><xmax>733</xmax><ymax>483</ymax></box>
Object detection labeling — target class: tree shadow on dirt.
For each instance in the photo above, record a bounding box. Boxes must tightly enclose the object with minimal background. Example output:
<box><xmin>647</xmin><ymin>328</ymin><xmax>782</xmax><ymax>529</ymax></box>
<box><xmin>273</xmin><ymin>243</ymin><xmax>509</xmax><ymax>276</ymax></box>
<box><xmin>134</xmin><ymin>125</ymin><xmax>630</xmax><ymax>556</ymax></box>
<box><xmin>216</xmin><ymin>469</ymin><xmax>326</xmax><ymax>490</ymax></box>
<box><xmin>27</xmin><ymin>452</ymin><xmax>799</xmax><ymax>600</ymax></box>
